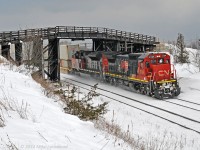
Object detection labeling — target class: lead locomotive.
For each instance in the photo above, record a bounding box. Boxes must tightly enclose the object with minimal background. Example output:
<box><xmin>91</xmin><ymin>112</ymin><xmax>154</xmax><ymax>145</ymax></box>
<box><xmin>71</xmin><ymin>51</ymin><xmax>180</xmax><ymax>99</ymax></box>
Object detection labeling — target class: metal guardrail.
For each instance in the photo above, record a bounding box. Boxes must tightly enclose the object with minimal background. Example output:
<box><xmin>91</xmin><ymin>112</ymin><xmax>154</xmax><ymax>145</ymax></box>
<box><xmin>0</xmin><ymin>26</ymin><xmax>156</xmax><ymax>44</ymax></box>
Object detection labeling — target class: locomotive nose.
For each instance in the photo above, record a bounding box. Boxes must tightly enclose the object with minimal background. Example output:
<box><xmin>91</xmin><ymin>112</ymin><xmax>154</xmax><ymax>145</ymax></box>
<box><xmin>152</xmin><ymin>64</ymin><xmax>171</xmax><ymax>82</ymax></box>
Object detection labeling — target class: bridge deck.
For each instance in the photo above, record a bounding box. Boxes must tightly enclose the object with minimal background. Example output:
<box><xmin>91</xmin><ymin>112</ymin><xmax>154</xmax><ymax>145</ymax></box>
<box><xmin>0</xmin><ymin>26</ymin><xmax>156</xmax><ymax>45</ymax></box>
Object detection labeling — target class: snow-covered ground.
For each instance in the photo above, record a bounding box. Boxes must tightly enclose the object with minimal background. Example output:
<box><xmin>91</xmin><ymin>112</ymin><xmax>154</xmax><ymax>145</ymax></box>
<box><xmin>0</xmin><ymin>46</ymin><xmax>200</xmax><ymax>150</ymax></box>
<box><xmin>61</xmin><ymin>70</ymin><xmax>200</xmax><ymax>150</ymax></box>
<box><xmin>0</xmin><ymin>58</ymin><xmax>131</xmax><ymax>150</ymax></box>
<box><xmin>60</xmin><ymin>47</ymin><xmax>200</xmax><ymax>150</ymax></box>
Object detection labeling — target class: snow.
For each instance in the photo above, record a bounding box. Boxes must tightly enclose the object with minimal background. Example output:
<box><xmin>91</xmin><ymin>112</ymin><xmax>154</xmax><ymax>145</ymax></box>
<box><xmin>1</xmin><ymin>46</ymin><xmax>200</xmax><ymax>150</ymax></box>
<box><xmin>0</xmin><ymin>60</ymin><xmax>130</xmax><ymax>150</ymax></box>
<box><xmin>61</xmin><ymin>72</ymin><xmax>200</xmax><ymax>150</ymax></box>
<box><xmin>60</xmin><ymin>47</ymin><xmax>200</xmax><ymax>150</ymax></box>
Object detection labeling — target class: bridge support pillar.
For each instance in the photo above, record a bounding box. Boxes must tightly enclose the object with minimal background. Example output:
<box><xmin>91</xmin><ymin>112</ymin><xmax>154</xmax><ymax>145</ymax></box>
<box><xmin>93</xmin><ymin>39</ymin><xmax>103</xmax><ymax>51</ymax></box>
<box><xmin>125</xmin><ymin>41</ymin><xmax>127</xmax><ymax>51</ymax></box>
<box><xmin>116</xmin><ymin>41</ymin><xmax>120</xmax><ymax>51</ymax></box>
<box><xmin>15</xmin><ymin>42</ymin><xmax>22</xmax><ymax>65</ymax></box>
<box><xmin>1</xmin><ymin>44</ymin><xmax>10</xmax><ymax>59</ymax></box>
<box><xmin>33</xmin><ymin>38</ymin><xmax>43</xmax><ymax>71</ymax></box>
<box><xmin>47</xmin><ymin>38</ymin><xmax>60</xmax><ymax>81</ymax></box>
<box><xmin>143</xmin><ymin>45</ymin><xmax>145</xmax><ymax>53</ymax></box>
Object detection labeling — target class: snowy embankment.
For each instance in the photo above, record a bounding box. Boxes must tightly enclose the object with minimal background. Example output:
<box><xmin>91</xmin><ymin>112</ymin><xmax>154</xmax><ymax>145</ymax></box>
<box><xmin>174</xmin><ymin>47</ymin><xmax>200</xmax><ymax>101</ymax></box>
<box><xmin>60</xmin><ymin>47</ymin><xmax>200</xmax><ymax>150</ymax></box>
<box><xmin>0</xmin><ymin>58</ymin><xmax>129</xmax><ymax>150</ymax></box>
<box><xmin>61</xmin><ymin>70</ymin><xmax>200</xmax><ymax>150</ymax></box>
<box><xmin>1</xmin><ymin>46</ymin><xmax>200</xmax><ymax>150</ymax></box>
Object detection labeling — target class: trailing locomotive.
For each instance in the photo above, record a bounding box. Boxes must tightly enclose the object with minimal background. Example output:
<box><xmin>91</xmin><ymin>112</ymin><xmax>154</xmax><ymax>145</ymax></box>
<box><xmin>71</xmin><ymin>50</ymin><xmax>181</xmax><ymax>99</ymax></box>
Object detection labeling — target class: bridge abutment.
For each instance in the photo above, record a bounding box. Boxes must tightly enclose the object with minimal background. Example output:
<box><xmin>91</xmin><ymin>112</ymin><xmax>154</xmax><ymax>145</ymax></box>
<box><xmin>1</xmin><ymin>44</ymin><xmax>10</xmax><ymax>59</ymax></box>
<box><xmin>33</xmin><ymin>38</ymin><xmax>43</xmax><ymax>71</ymax></box>
<box><xmin>48</xmin><ymin>38</ymin><xmax>60</xmax><ymax>81</ymax></box>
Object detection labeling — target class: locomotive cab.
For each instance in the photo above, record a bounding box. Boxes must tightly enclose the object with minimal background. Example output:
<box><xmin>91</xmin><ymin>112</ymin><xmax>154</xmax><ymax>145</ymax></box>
<box><xmin>145</xmin><ymin>53</ymin><xmax>180</xmax><ymax>99</ymax></box>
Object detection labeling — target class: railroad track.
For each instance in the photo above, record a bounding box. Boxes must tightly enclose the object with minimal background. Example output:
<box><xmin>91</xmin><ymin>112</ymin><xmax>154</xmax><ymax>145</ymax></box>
<box><xmin>176</xmin><ymin>98</ymin><xmax>200</xmax><ymax>106</ymax></box>
<box><xmin>164</xmin><ymin>100</ymin><xmax>200</xmax><ymax>112</ymax></box>
<box><xmin>63</xmin><ymin>77</ymin><xmax>200</xmax><ymax>111</ymax></box>
<box><xmin>62</xmin><ymin>77</ymin><xmax>200</xmax><ymax>135</ymax></box>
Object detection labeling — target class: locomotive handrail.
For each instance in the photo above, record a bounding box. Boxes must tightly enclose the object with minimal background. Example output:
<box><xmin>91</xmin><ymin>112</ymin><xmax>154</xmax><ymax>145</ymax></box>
<box><xmin>171</xmin><ymin>64</ymin><xmax>177</xmax><ymax>79</ymax></box>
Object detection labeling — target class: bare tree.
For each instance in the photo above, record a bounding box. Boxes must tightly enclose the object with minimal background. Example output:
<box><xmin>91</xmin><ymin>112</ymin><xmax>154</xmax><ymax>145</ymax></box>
<box><xmin>190</xmin><ymin>41</ymin><xmax>198</xmax><ymax>49</ymax></box>
<box><xmin>23</xmin><ymin>35</ymin><xmax>43</xmax><ymax>71</ymax></box>
<box><xmin>187</xmin><ymin>39</ymin><xmax>200</xmax><ymax>49</ymax></box>
<box><xmin>191</xmin><ymin>50</ymin><xmax>200</xmax><ymax>71</ymax></box>
<box><xmin>176</xmin><ymin>33</ymin><xmax>189</xmax><ymax>63</ymax></box>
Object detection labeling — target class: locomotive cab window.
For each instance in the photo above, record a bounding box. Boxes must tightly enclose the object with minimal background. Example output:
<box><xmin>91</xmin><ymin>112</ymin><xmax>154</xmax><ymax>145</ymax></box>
<box><xmin>146</xmin><ymin>62</ymin><xmax>150</xmax><ymax>68</ymax></box>
<box><xmin>140</xmin><ymin>62</ymin><xmax>145</xmax><ymax>69</ymax></box>
<box><xmin>151</xmin><ymin>59</ymin><xmax>156</xmax><ymax>64</ymax></box>
<box><xmin>158</xmin><ymin>58</ymin><xmax>163</xmax><ymax>64</ymax></box>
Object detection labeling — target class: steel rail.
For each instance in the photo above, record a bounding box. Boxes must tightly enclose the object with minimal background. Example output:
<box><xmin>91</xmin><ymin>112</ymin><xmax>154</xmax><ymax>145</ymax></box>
<box><xmin>63</xmin><ymin>77</ymin><xmax>200</xmax><ymax>124</ymax></box>
<box><xmin>62</xmin><ymin>79</ymin><xmax>200</xmax><ymax>135</ymax></box>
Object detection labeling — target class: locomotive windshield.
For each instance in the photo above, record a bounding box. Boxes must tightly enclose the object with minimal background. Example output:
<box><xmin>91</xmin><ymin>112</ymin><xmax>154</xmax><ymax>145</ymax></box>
<box><xmin>151</xmin><ymin>59</ymin><xmax>156</xmax><ymax>64</ymax></box>
<box><xmin>158</xmin><ymin>58</ymin><xmax>163</xmax><ymax>63</ymax></box>
<box><xmin>150</xmin><ymin>58</ymin><xmax>169</xmax><ymax>64</ymax></box>
<box><xmin>148</xmin><ymin>53</ymin><xmax>171</xmax><ymax>65</ymax></box>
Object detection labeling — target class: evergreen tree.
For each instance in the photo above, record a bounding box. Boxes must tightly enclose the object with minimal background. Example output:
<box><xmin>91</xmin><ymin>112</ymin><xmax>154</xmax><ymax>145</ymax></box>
<box><xmin>176</xmin><ymin>33</ymin><xmax>189</xmax><ymax>63</ymax></box>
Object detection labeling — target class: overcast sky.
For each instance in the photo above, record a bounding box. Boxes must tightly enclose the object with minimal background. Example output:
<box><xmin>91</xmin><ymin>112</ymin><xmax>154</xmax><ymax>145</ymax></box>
<box><xmin>0</xmin><ymin>0</ymin><xmax>199</xmax><ymax>43</ymax></box>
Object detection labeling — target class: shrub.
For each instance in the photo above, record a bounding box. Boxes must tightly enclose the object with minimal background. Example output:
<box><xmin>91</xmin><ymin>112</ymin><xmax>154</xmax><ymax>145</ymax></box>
<box><xmin>31</xmin><ymin>72</ymin><xmax>108</xmax><ymax>121</ymax></box>
<box><xmin>63</xmin><ymin>84</ymin><xmax>108</xmax><ymax>120</ymax></box>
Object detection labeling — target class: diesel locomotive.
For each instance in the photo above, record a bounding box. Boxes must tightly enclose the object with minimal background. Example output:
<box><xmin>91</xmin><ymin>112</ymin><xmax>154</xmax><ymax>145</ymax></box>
<box><xmin>71</xmin><ymin>50</ymin><xmax>181</xmax><ymax>99</ymax></box>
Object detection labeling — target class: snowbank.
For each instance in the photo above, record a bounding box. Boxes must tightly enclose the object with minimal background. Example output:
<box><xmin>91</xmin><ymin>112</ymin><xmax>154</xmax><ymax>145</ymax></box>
<box><xmin>0</xmin><ymin>58</ymin><xmax>130</xmax><ymax>150</ymax></box>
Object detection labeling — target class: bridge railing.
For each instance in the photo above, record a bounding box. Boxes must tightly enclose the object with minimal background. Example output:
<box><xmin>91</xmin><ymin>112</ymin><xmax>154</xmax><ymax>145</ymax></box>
<box><xmin>55</xmin><ymin>26</ymin><xmax>156</xmax><ymax>43</ymax></box>
<box><xmin>0</xmin><ymin>26</ymin><xmax>156</xmax><ymax>44</ymax></box>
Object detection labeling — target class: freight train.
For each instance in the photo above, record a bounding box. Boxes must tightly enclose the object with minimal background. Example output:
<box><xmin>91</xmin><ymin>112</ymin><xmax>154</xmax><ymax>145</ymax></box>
<box><xmin>71</xmin><ymin>50</ymin><xmax>181</xmax><ymax>99</ymax></box>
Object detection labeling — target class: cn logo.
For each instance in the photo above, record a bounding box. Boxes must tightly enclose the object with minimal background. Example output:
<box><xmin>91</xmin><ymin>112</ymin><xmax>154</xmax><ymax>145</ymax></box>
<box><xmin>158</xmin><ymin>70</ymin><xmax>170</xmax><ymax>76</ymax></box>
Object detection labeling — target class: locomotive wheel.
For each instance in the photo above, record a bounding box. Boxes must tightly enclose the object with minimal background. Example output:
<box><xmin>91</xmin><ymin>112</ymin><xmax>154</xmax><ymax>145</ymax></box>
<box><xmin>145</xmin><ymin>86</ymin><xmax>152</xmax><ymax>96</ymax></box>
<box><xmin>139</xmin><ymin>85</ymin><xmax>145</xmax><ymax>95</ymax></box>
<box><xmin>111</xmin><ymin>78</ymin><xmax>115</xmax><ymax>85</ymax></box>
<box><xmin>113</xmin><ymin>78</ymin><xmax>118</xmax><ymax>86</ymax></box>
<box><xmin>159</xmin><ymin>89</ymin><xmax>164</xmax><ymax>100</ymax></box>
<box><xmin>159</xmin><ymin>93</ymin><xmax>164</xmax><ymax>100</ymax></box>
<box><xmin>109</xmin><ymin>77</ymin><xmax>116</xmax><ymax>85</ymax></box>
<box><xmin>170</xmin><ymin>90</ymin><xmax>175</xmax><ymax>98</ymax></box>
<box><xmin>143</xmin><ymin>85</ymin><xmax>149</xmax><ymax>95</ymax></box>
<box><xmin>105</xmin><ymin>76</ymin><xmax>110</xmax><ymax>83</ymax></box>
<box><xmin>149</xmin><ymin>92</ymin><xmax>153</xmax><ymax>97</ymax></box>
<box><xmin>154</xmin><ymin>89</ymin><xmax>164</xmax><ymax>100</ymax></box>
